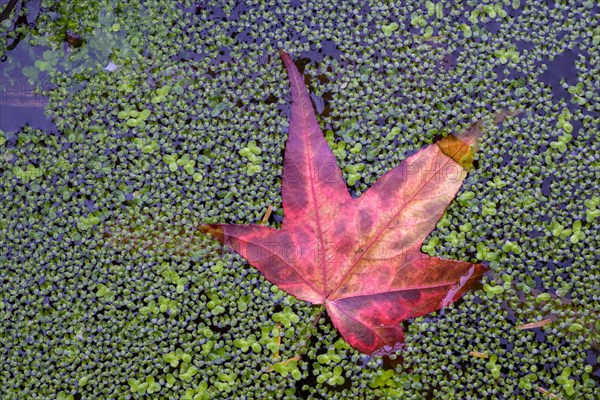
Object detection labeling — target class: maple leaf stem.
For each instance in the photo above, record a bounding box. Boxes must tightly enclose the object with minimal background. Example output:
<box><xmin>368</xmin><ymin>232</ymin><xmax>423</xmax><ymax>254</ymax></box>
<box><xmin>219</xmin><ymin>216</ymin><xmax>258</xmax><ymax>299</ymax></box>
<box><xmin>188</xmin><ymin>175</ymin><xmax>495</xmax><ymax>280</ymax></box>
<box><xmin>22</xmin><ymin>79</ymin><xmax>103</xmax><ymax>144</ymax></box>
<box><xmin>297</xmin><ymin>309</ymin><xmax>323</xmax><ymax>350</ymax></box>
<box><xmin>295</xmin><ymin>309</ymin><xmax>322</xmax><ymax>355</ymax></box>
<box><xmin>265</xmin><ymin>309</ymin><xmax>323</xmax><ymax>375</ymax></box>
<box><xmin>266</xmin><ymin>308</ymin><xmax>323</xmax><ymax>374</ymax></box>
<box><xmin>309</xmin><ymin>309</ymin><xmax>323</xmax><ymax>329</ymax></box>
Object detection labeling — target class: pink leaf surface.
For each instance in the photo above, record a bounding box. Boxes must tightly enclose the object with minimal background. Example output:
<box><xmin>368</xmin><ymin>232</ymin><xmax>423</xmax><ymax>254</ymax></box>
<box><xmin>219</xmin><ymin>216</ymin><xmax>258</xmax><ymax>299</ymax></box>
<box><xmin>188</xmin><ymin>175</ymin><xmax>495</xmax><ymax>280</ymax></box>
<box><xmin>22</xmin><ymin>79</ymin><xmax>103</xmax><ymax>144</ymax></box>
<box><xmin>202</xmin><ymin>50</ymin><xmax>489</xmax><ymax>355</ymax></box>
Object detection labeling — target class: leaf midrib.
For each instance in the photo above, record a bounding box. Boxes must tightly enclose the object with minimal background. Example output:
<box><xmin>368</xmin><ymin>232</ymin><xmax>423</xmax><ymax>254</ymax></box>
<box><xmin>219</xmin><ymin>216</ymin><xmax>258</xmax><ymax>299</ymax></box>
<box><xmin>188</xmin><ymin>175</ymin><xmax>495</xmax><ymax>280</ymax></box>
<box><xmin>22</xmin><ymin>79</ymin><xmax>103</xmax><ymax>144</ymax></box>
<box><xmin>289</xmin><ymin>66</ymin><xmax>329</xmax><ymax>299</ymax></box>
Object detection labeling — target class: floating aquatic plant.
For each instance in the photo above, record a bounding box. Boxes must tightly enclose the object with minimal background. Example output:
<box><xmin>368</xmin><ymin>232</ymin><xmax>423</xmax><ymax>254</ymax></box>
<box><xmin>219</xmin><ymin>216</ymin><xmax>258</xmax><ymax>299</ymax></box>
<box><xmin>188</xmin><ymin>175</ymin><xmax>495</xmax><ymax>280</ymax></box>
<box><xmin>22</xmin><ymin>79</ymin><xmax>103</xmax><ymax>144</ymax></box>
<box><xmin>0</xmin><ymin>0</ymin><xmax>597</xmax><ymax>399</ymax></box>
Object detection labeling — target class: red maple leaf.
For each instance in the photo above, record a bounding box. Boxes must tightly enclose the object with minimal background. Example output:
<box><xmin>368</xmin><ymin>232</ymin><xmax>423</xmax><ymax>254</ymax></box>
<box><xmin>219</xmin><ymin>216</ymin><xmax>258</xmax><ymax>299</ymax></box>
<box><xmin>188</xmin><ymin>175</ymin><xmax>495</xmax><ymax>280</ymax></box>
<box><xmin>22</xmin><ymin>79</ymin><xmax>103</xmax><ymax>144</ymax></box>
<box><xmin>202</xmin><ymin>50</ymin><xmax>489</xmax><ymax>355</ymax></box>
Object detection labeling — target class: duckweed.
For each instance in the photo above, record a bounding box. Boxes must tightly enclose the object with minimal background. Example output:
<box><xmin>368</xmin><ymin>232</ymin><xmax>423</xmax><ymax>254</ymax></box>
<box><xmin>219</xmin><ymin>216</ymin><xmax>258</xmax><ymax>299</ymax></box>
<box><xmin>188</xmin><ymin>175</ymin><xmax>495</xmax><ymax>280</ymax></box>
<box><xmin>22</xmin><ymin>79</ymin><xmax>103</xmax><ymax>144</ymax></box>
<box><xmin>0</xmin><ymin>0</ymin><xmax>598</xmax><ymax>399</ymax></box>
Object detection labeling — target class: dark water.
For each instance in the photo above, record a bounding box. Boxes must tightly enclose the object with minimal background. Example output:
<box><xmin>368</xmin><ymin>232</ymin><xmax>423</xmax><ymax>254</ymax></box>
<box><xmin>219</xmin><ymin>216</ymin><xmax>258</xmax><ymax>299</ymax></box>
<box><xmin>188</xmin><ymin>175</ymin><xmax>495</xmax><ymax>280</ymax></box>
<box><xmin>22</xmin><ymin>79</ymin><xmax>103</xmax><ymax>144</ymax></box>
<box><xmin>0</xmin><ymin>1</ymin><xmax>56</xmax><ymax>132</ymax></box>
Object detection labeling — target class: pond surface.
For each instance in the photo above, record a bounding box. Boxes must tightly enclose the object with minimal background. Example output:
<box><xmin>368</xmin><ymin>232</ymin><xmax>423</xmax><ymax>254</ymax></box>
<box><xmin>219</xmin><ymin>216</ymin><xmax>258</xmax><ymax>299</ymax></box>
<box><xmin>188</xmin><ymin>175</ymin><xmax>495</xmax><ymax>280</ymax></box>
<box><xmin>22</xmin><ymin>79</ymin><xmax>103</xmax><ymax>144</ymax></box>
<box><xmin>0</xmin><ymin>1</ymin><xmax>598</xmax><ymax>399</ymax></box>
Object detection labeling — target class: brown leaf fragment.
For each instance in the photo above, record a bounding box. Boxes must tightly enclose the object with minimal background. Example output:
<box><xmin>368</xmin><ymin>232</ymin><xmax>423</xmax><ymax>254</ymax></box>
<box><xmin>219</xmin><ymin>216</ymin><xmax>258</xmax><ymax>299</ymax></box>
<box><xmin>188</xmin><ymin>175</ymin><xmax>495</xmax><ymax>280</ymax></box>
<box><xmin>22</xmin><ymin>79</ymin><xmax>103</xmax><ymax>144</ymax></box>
<box><xmin>468</xmin><ymin>351</ymin><xmax>489</xmax><ymax>359</ymax></box>
<box><xmin>260</xmin><ymin>204</ymin><xmax>273</xmax><ymax>225</ymax></box>
<box><xmin>515</xmin><ymin>319</ymin><xmax>552</xmax><ymax>330</ymax></box>
<box><xmin>537</xmin><ymin>386</ymin><xmax>563</xmax><ymax>400</ymax></box>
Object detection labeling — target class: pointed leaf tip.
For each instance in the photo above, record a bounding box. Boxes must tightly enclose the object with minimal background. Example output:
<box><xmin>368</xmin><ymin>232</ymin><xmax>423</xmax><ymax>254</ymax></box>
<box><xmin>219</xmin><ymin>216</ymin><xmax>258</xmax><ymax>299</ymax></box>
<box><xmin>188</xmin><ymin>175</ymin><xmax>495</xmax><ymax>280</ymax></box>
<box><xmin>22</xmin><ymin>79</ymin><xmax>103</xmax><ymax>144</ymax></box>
<box><xmin>199</xmin><ymin>224</ymin><xmax>224</xmax><ymax>242</ymax></box>
<box><xmin>279</xmin><ymin>49</ymin><xmax>295</xmax><ymax>72</ymax></box>
<box><xmin>437</xmin><ymin>134</ymin><xmax>477</xmax><ymax>170</ymax></box>
<box><xmin>439</xmin><ymin>109</ymin><xmax>519</xmax><ymax>169</ymax></box>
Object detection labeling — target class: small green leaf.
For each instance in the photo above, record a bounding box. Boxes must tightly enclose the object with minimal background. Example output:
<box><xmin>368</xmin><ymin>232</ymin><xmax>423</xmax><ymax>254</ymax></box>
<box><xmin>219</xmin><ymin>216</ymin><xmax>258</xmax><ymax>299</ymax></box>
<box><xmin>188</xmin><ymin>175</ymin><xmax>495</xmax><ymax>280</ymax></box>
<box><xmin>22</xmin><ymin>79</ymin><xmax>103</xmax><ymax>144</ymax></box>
<box><xmin>163</xmin><ymin>352</ymin><xmax>179</xmax><ymax>367</ymax></box>
<box><xmin>568</xmin><ymin>323</ymin><xmax>583</xmax><ymax>332</ymax></box>
<box><xmin>78</xmin><ymin>375</ymin><xmax>89</xmax><ymax>387</ymax></box>
<box><xmin>381</xmin><ymin>22</ymin><xmax>399</xmax><ymax>37</ymax></box>
<box><xmin>535</xmin><ymin>293</ymin><xmax>551</xmax><ymax>303</ymax></box>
